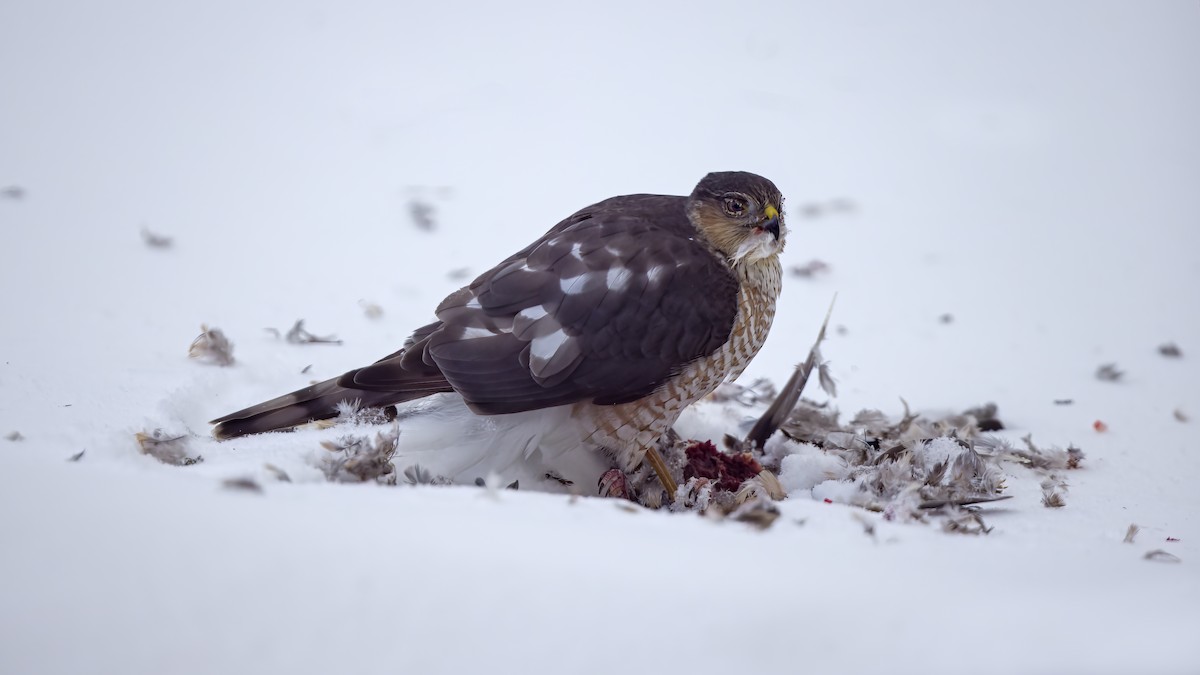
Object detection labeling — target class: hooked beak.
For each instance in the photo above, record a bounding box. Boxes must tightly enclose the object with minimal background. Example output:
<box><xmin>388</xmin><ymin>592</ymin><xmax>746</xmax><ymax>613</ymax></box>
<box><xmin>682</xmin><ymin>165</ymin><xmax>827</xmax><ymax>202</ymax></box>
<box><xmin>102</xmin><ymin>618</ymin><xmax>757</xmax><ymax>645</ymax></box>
<box><xmin>761</xmin><ymin>204</ymin><xmax>781</xmax><ymax>240</ymax></box>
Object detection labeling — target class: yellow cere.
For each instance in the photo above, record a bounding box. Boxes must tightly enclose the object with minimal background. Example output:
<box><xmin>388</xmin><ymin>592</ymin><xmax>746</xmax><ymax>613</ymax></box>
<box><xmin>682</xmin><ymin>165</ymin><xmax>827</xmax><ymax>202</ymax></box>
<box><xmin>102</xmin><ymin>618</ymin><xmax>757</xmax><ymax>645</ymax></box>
<box><xmin>764</xmin><ymin>205</ymin><xmax>779</xmax><ymax>220</ymax></box>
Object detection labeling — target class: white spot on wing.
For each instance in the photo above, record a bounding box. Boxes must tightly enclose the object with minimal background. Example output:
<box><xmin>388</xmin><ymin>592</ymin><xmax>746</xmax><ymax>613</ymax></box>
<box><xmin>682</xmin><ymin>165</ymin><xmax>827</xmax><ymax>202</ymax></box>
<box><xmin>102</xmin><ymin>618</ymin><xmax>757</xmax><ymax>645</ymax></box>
<box><xmin>530</xmin><ymin>329</ymin><xmax>571</xmax><ymax>369</ymax></box>
<box><xmin>460</xmin><ymin>326</ymin><xmax>498</xmax><ymax>339</ymax></box>
<box><xmin>606</xmin><ymin>267</ymin><xmax>631</xmax><ymax>292</ymax></box>
<box><xmin>465</xmin><ymin>296</ymin><xmax>482</xmax><ymax>309</ymax></box>
<box><xmin>646</xmin><ymin>265</ymin><xmax>669</xmax><ymax>285</ymax></box>
<box><xmin>516</xmin><ymin>305</ymin><xmax>548</xmax><ymax>323</ymax></box>
<box><xmin>512</xmin><ymin>304</ymin><xmax>556</xmax><ymax>340</ymax></box>
<box><xmin>559</xmin><ymin>273</ymin><xmax>589</xmax><ymax>295</ymax></box>
<box><xmin>569</xmin><ymin>242</ymin><xmax>583</xmax><ymax>260</ymax></box>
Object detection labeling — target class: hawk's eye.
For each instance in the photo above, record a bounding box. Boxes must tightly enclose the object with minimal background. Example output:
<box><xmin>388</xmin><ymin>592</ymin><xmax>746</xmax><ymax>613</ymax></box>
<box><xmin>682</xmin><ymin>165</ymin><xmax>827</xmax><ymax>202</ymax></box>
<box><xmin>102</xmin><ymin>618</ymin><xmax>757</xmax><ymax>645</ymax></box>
<box><xmin>722</xmin><ymin>196</ymin><xmax>748</xmax><ymax>216</ymax></box>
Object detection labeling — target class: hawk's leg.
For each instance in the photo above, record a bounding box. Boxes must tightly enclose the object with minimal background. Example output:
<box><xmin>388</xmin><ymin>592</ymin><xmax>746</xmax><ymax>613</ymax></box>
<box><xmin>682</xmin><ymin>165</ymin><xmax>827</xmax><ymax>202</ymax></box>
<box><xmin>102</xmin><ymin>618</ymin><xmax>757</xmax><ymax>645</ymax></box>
<box><xmin>643</xmin><ymin>447</ymin><xmax>679</xmax><ymax>502</ymax></box>
<box><xmin>598</xmin><ymin>468</ymin><xmax>634</xmax><ymax>500</ymax></box>
<box><xmin>595</xmin><ymin>447</ymin><xmax>680</xmax><ymax>506</ymax></box>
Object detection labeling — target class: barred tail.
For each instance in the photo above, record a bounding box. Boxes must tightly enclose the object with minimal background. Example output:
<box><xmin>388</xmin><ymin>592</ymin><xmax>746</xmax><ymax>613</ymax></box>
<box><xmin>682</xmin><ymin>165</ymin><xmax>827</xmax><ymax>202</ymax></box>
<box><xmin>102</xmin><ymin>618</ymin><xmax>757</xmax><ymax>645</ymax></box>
<box><xmin>211</xmin><ymin>378</ymin><xmax>404</xmax><ymax>439</ymax></box>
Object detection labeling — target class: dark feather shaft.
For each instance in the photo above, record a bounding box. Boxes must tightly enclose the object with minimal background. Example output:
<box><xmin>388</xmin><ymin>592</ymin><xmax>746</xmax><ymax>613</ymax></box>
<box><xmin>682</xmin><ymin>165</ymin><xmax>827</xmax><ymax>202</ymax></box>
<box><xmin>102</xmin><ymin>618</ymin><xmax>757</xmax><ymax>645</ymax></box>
<box><xmin>745</xmin><ymin>295</ymin><xmax>836</xmax><ymax>449</ymax></box>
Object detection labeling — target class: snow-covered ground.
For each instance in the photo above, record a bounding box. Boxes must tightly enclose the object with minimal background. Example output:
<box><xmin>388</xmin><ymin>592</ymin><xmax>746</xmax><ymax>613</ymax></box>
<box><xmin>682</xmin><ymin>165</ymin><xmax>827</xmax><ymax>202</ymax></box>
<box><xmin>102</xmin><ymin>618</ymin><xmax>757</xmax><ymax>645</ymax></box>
<box><xmin>2</xmin><ymin>2</ymin><xmax>1198</xmax><ymax>673</ymax></box>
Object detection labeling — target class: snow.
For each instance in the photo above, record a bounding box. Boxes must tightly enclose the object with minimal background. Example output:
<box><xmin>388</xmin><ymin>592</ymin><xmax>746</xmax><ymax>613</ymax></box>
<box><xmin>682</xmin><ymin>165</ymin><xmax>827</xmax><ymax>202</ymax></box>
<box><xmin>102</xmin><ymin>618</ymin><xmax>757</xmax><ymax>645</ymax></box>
<box><xmin>2</xmin><ymin>1</ymin><xmax>1198</xmax><ymax>673</ymax></box>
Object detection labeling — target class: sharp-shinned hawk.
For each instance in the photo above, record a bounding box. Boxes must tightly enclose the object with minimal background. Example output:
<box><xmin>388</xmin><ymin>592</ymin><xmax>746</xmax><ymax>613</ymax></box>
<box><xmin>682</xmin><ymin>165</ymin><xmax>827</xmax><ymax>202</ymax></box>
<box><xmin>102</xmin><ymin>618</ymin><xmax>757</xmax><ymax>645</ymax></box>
<box><xmin>212</xmin><ymin>171</ymin><xmax>787</xmax><ymax>495</ymax></box>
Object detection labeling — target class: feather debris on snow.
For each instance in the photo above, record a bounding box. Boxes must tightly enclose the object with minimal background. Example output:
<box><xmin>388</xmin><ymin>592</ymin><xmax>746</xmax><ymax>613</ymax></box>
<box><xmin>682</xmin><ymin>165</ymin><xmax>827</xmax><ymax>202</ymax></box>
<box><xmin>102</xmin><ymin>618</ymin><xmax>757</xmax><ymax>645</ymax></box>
<box><xmin>402</xmin><ymin>464</ymin><xmax>452</xmax><ymax>486</ymax></box>
<box><xmin>729</xmin><ymin>497</ymin><xmax>782</xmax><ymax>530</ymax></box>
<box><xmin>140</xmin><ymin>226</ymin><xmax>173</xmax><ymax>249</ymax></box>
<box><xmin>5</xmin><ymin>431</ymin><xmax>22</xmax><ymax>441</ymax></box>
<box><xmin>1041</xmin><ymin>477</ymin><xmax>1068</xmax><ymax>508</ymax></box>
<box><xmin>745</xmin><ymin>294</ymin><xmax>838</xmax><ymax>450</ymax></box>
<box><xmin>1124</xmin><ymin>524</ymin><xmax>1140</xmax><ymax>544</ymax></box>
<box><xmin>136</xmin><ymin>429</ymin><xmax>202</xmax><ymax>466</ymax></box>
<box><xmin>789</xmin><ymin>259</ymin><xmax>831</xmax><ymax>279</ymax></box>
<box><xmin>188</xmin><ymin>325</ymin><xmax>234</xmax><ymax>366</ymax></box>
<box><xmin>743</xmin><ymin>393</ymin><xmax>1083</xmax><ymax>532</ymax></box>
<box><xmin>408</xmin><ymin>199</ymin><xmax>436</xmax><ymax>231</ymax></box>
<box><xmin>320</xmin><ymin>424</ymin><xmax>400</xmax><ymax>484</ymax></box>
<box><xmin>263</xmin><ymin>463</ymin><xmax>291</xmax><ymax>482</ymax></box>
<box><xmin>1174</xmin><ymin>409</ymin><xmax>1189</xmax><ymax>423</ymax></box>
<box><xmin>1157</xmin><ymin>342</ymin><xmax>1182</xmax><ymax>358</ymax></box>
<box><xmin>359</xmin><ymin>300</ymin><xmax>383</xmax><ymax>319</ymax></box>
<box><xmin>334</xmin><ymin>398</ymin><xmax>396</xmax><ymax>426</ymax></box>
<box><xmin>270</xmin><ymin>319</ymin><xmax>342</xmax><ymax>345</ymax></box>
<box><xmin>1095</xmin><ymin>363</ymin><xmax>1123</xmax><ymax>382</ymax></box>
<box><xmin>222</xmin><ymin>477</ymin><xmax>263</xmax><ymax>493</ymax></box>
<box><xmin>1143</xmin><ymin>550</ymin><xmax>1182</xmax><ymax>563</ymax></box>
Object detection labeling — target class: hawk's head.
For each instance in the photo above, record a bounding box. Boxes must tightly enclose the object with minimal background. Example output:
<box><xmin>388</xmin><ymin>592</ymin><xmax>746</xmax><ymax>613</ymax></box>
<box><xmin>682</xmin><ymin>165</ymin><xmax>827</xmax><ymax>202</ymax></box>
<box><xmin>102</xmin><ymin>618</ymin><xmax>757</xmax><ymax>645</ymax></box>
<box><xmin>687</xmin><ymin>171</ymin><xmax>786</xmax><ymax>264</ymax></box>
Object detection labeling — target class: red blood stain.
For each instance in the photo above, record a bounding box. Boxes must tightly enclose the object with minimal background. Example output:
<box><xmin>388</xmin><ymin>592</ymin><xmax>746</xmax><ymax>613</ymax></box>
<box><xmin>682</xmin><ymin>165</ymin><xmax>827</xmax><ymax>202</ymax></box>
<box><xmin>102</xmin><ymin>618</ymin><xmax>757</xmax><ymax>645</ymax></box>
<box><xmin>682</xmin><ymin>440</ymin><xmax>762</xmax><ymax>492</ymax></box>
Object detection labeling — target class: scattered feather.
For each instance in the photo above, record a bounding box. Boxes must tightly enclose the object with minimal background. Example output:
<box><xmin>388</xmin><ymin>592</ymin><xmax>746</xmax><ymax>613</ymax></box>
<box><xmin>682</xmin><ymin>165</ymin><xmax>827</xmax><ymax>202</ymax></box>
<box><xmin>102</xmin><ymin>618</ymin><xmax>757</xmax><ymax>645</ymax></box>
<box><xmin>918</xmin><ymin>495</ymin><xmax>1011</xmax><ymax>509</ymax></box>
<box><xmin>136</xmin><ymin>429</ymin><xmax>202</xmax><ymax>466</ymax></box>
<box><xmin>334</xmin><ymin>398</ymin><xmax>396</xmax><ymax>426</ymax></box>
<box><xmin>829</xmin><ymin>198</ymin><xmax>856</xmax><ymax>213</ymax></box>
<box><xmin>263</xmin><ymin>463</ymin><xmax>291</xmax><ymax>482</ymax></box>
<box><xmin>940</xmin><ymin>507</ymin><xmax>992</xmax><ymax>535</ymax></box>
<box><xmin>1095</xmin><ymin>363</ymin><xmax>1123</xmax><ymax>382</ymax></box>
<box><xmin>729</xmin><ymin>497</ymin><xmax>781</xmax><ymax>530</ymax></box>
<box><xmin>0</xmin><ymin>185</ymin><xmax>26</xmax><ymax>200</ymax></box>
<box><xmin>1157</xmin><ymin>342</ymin><xmax>1182</xmax><ymax>358</ymax></box>
<box><xmin>1066</xmin><ymin>445</ymin><xmax>1084</xmax><ymax>469</ymax></box>
<box><xmin>222</xmin><ymin>477</ymin><xmax>263</xmax><ymax>493</ymax></box>
<box><xmin>282</xmin><ymin>319</ymin><xmax>342</xmax><ymax>345</ymax></box>
<box><xmin>300</xmin><ymin>364</ymin><xmax>312</xmax><ymax>374</ymax></box>
<box><xmin>852</xmin><ymin>512</ymin><xmax>877</xmax><ymax>538</ymax></box>
<box><xmin>359</xmin><ymin>300</ymin><xmax>383</xmax><ymax>319</ymax></box>
<box><xmin>1174</xmin><ymin>409</ymin><xmax>1189</xmax><ymax>423</ymax></box>
<box><xmin>67</xmin><ymin>449</ymin><xmax>85</xmax><ymax>462</ymax></box>
<box><xmin>1001</xmin><ymin>434</ymin><xmax>1085</xmax><ymax>471</ymax></box>
<box><xmin>188</xmin><ymin>325</ymin><xmax>234</xmax><ymax>366</ymax></box>
<box><xmin>939</xmin><ymin>313</ymin><xmax>954</xmax><ymax>324</ymax></box>
<box><xmin>320</xmin><ymin>424</ymin><xmax>399</xmax><ymax>484</ymax></box>
<box><xmin>402</xmin><ymin>464</ymin><xmax>452</xmax><ymax>486</ymax></box>
<box><xmin>1124</xmin><ymin>524</ymin><xmax>1139</xmax><ymax>544</ymax></box>
<box><xmin>140</xmin><ymin>226</ymin><xmax>173</xmax><ymax>249</ymax></box>
<box><xmin>446</xmin><ymin>267</ymin><xmax>472</xmax><ymax>281</ymax></box>
<box><xmin>798</xmin><ymin>203</ymin><xmax>824</xmax><ymax>218</ymax></box>
<box><xmin>1143</xmin><ymin>550</ymin><xmax>1181</xmax><ymax>563</ymax></box>
<box><xmin>817</xmin><ymin>361</ymin><xmax>838</xmax><ymax>397</ymax></box>
<box><xmin>5</xmin><ymin>430</ymin><xmax>23</xmax><ymax>441</ymax></box>
<box><xmin>408</xmin><ymin>199</ymin><xmax>436</xmax><ymax>231</ymax></box>
<box><xmin>674</xmin><ymin>477</ymin><xmax>715</xmax><ymax>513</ymax></box>
<box><xmin>1054</xmin><ymin>399</ymin><xmax>1074</xmax><ymax>405</ymax></box>
<box><xmin>789</xmin><ymin>259</ymin><xmax>831</xmax><ymax>278</ymax></box>
<box><xmin>745</xmin><ymin>294</ymin><xmax>837</xmax><ymax>449</ymax></box>
<box><xmin>1041</xmin><ymin>489</ymin><xmax>1066</xmax><ymax>508</ymax></box>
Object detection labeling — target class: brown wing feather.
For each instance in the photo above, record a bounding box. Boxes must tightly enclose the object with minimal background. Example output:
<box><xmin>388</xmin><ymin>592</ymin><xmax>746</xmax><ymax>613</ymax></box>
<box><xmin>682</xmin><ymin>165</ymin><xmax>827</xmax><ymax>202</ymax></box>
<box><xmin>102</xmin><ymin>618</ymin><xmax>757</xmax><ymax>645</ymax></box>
<box><xmin>214</xmin><ymin>193</ymin><xmax>739</xmax><ymax>437</ymax></box>
<box><xmin>349</xmin><ymin>194</ymin><xmax>739</xmax><ymax>414</ymax></box>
